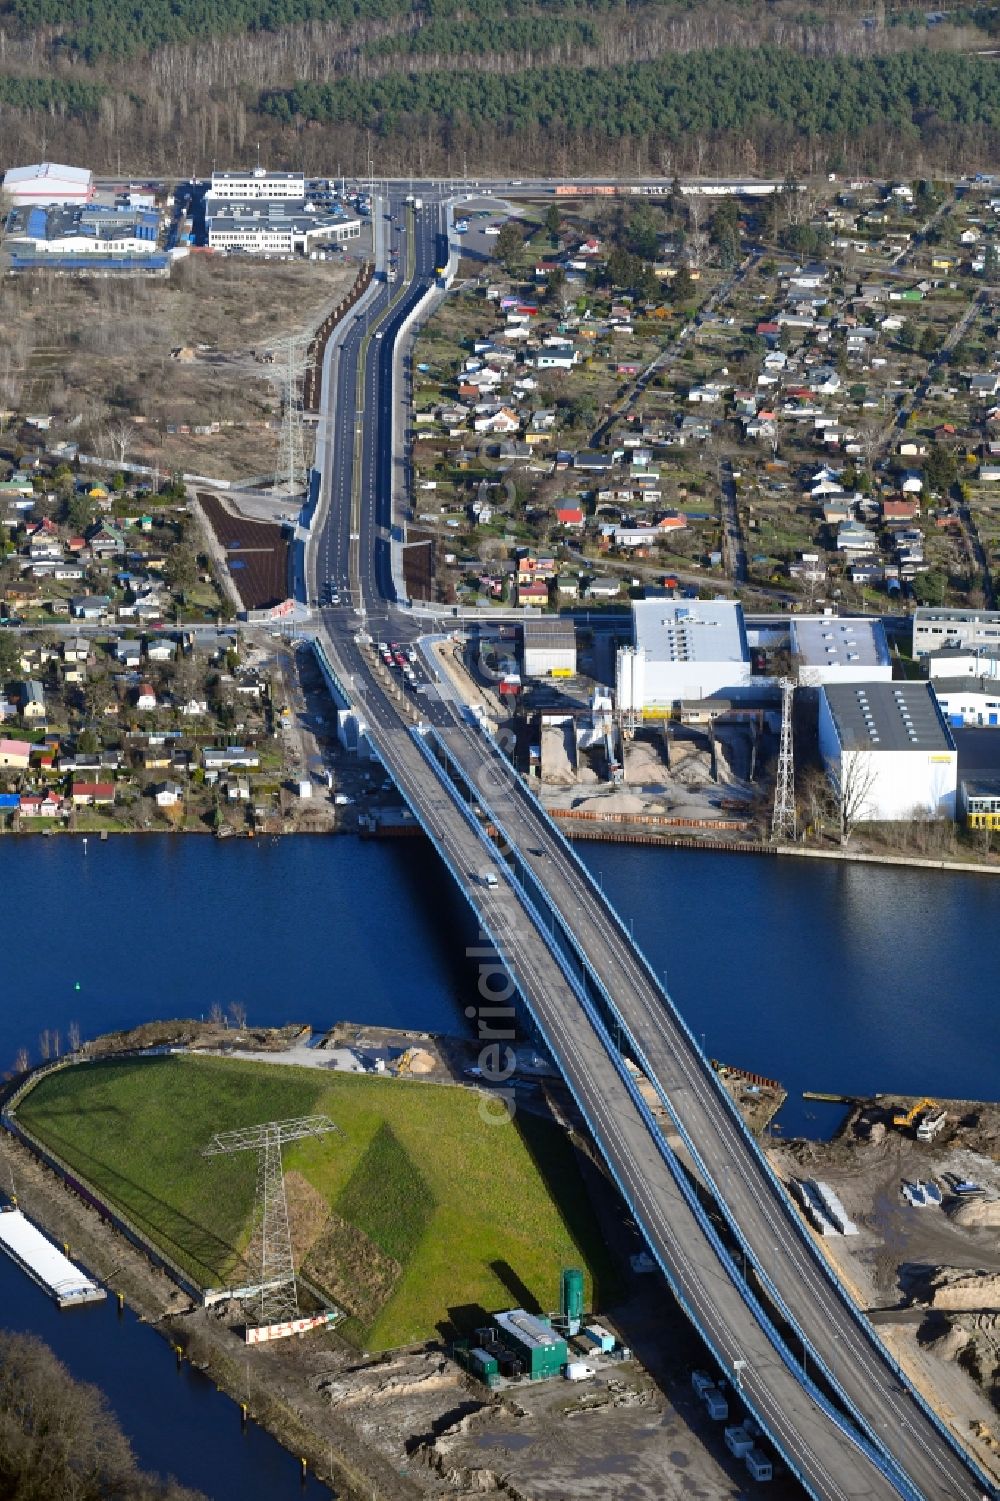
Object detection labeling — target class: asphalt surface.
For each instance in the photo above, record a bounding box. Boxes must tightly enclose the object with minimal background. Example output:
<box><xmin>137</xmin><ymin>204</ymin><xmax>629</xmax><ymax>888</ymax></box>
<box><xmin>305</xmin><ymin>188</ymin><xmax>993</xmax><ymax>1501</ymax></box>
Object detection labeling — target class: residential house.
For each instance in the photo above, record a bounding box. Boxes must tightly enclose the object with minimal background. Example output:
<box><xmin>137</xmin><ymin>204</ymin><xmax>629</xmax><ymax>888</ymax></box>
<box><xmin>534</xmin><ymin>347</ymin><xmax>578</xmax><ymax>371</ymax></box>
<box><xmin>517</xmin><ymin>579</ymin><xmax>549</xmax><ymax>606</ymax></box>
<box><xmin>62</xmin><ymin>638</ymin><xmax>91</xmax><ymax>666</ymax></box>
<box><xmin>71</xmin><ymin>782</ymin><xmax>115</xmax><ymax>806</ymax></box>
<box><xmin>19</xmin><ymin>791</ymin><xmax>62</xmax><ymax>818</ymax></box>
<box><xmin>556</xmin><ymin>575</ymin><xmax>580</xmax><ymax>599</ymax></box>
<box><xmin>574</xmin><ymin>451</ymin><xmax>615</xmax><ymax>474</ymax></box>
<box><xmin>555</xmin><ymin>506</ymin><xmax>584</xmax><ymax>528</ymax></box>
<box><xmin>154</xmin><ymin>781</ymin><xmax>184</xmax><ymax>808</ymax></box>
<box><xmin>87</xmin><ymin>522</ymin><xmax>126</xmax><ymax>558</ymax></box>
<box><xmin>202</xmin><ymin>747</ymin><xmax>260</xmax><ymax>773</ymax></box>
<box><xmin>18</xmin><ymin>681</ymin><xmax>45</xmax><ymax>721</ymax></box>
<box><xmin>135</xmin><ymin>683</ymin><xmax>157</xmax><ymax>711</ymax></box>
<box><xmin>116</xmin><ymin>639</ymin><xmax>142</xmax><ymax>668</ymax></box>
<box><xmin>585</xmin><ymin>576</ymin><xmax>621</xmax><ymax>600</ymax></box>
<box><xmin>146</xmin><ymin>639</ymin><xmax>175</xmax><ymax>663</ymax></box>
<box><xmin>70</xmin><ymin>596</ymin><xmax>111</xmax><ymax>620</ymax></box>
<box><xmin>882</xmin><ymin>497</ymin><xmax>919</xmax><ymax>521</ymax></box>
<box><xmin>0</xmin><ymin>737</ymin><xmax>32</xmax><ymax>769</ymax></box>
<box><xmin>970</xmin><ymin>373</ymin><xmax>1000</xmax><ymax>399</ymax></box>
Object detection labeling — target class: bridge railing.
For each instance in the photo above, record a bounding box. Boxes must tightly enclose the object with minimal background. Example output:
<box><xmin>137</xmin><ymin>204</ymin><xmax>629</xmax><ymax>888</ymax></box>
<box><xmin>407</xmin><ymin>726</ymin><xmax>917</xmax><ymax>1501</ymax></box>
<box><xmin>423</xmin><ymin>721</ymin><xmax>994</xmax><ymax>1500</ymax></box>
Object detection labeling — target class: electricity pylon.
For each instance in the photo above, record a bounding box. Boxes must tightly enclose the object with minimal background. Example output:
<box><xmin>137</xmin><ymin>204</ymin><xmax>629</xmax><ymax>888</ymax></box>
<box><xmin>771</xmin><ymin>677</ymin><xmax>796</xmax><ymax>843</ymax></box>
<box><xmin>203</xmin><ymin>1115</ymin><xmax>337</xmax><ymax>1328</ymax></box>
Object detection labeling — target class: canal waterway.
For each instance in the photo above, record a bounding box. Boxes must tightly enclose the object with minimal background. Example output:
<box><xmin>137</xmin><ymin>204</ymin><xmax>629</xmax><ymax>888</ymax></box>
<box><xmin>0</xmin><ymin>834</ymin><xmax>996</xmax><ymax>1495</ymax></box>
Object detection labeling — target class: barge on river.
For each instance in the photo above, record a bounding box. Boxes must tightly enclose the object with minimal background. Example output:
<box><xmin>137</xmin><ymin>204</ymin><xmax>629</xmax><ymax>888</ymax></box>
<box><xmin>0</xmin><ymin>1205</ymin><xmax>105</xmax><ymax>1307</ymax></box>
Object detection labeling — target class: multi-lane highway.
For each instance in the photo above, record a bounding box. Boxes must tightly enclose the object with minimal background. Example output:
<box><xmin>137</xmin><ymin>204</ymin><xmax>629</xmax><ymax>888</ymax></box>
<box><xmin>306</xmin><ymin>188</ymin><xmax>994</xmax><ymax>1501</ymax></box>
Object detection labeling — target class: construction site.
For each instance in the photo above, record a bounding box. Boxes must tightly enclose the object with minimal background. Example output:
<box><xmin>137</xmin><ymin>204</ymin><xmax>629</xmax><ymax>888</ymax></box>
<box><xmin>773</xmin><ymin>1092</ymin><xmax>1000</xmax><ymax>1484</ymax></box>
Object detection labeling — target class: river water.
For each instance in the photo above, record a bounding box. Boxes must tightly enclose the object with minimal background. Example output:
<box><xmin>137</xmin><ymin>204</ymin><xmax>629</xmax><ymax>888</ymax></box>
<box><xmin>0</xmin><ymin>834</ymin><xmax>996</xmax><ymax>1495</ymax></box>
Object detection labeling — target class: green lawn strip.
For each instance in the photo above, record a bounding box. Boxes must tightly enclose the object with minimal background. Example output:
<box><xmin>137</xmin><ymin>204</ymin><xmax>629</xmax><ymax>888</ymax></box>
<box><xmin>18</xmin><ymin>1056</ymin><xmax>615</xmax><ymax>1349</ymax></box>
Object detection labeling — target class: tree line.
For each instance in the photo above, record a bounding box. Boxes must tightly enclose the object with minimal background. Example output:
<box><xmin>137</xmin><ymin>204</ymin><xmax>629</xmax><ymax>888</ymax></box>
<box><xmin>6</xmin><ymin>0</ymin><xmax>998</xmax><ymax>62</ymax></box>
<box><xmin>0</xmin><ymin>1329</ymin><xmax>207</xmax><ymax>1500</ymax></box>
<box><xmin>262</xmin><ymin>47</ymin><xmax>1000</xmax><ymax>138</ymax></box>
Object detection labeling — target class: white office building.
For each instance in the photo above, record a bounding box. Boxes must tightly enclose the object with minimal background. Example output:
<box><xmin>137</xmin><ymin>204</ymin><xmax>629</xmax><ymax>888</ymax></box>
<box><xmin>616</xmin><ymin>599</ymin><xmax>751</xmax><ymax>714</ymax></box>
<box><xmin>791</xmin><ymin>617</ymin><xmax>892</xmax><ymax>687</ymax></box>
<box><xmin>206</xmin><ymin>200</ymin><xmax>361</xmax><ymax>256</ymax></box>
<box><xmin>3</xmin><ymin>162</ymin><xmax>94</xmax><ymax>206</ymax></box>
<box><xmin>208</xmin><ymin>168</ymin><xmax>305</xmax><ymax>201</ymax></box>
<box><xmin>930</xmin><ymin>677</ymin><xmax>1000</xmax><ymax>728</ymax></box>
<box><xmin>818</xmin><ymin>681</ymin><xmax>957</xmax><ymax>823</ymax></box>
<box><xmin>912</xmin><ymin>606</ymin><xmax>1000</xmax><ymax>657</ymax></box>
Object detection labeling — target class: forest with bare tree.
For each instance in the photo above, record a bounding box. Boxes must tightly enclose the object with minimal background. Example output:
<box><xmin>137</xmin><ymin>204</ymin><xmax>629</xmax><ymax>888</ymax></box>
<box><xmin>0</xmin><ymin>1</ymin><xmax>999</xmax><ymax>177</ymax></box>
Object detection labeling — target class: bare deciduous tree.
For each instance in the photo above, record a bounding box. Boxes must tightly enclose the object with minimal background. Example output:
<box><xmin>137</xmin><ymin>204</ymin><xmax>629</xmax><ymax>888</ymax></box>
<box><xmin>105</xmin><ymin>419</ymin><xmax>136</xmax><ymax>468</ymax></box>
<box><xmin>228</xmin><ymin>1000</ymin><xmax>247</xmax><ymax>1029</ymax></box>
<box><xmin>829</xmin><ymin>752</ymin><xmax>879</xmax><ymax>845</ymax></box>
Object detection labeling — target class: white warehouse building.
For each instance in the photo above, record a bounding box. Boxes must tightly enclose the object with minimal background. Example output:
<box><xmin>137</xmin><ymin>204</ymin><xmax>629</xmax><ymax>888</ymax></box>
<box><xmin>3</xmin><ymin>162</ymin><xmax>93</xmax><ymax>206</ymax></box>
<box><xmin>791</xmin><ymin>617</ymin><xmax>892</xmax><ymax>687</ymax></box>
<box><xmin>930</xmin><ymin>677</ymin><xmax>1000</xmax><ymax>728</ymax></box>
<box><xmin>616</xmin><ymin>599</ymin><xmax>751</xmax><ymax>714</ymax></box>
<box><xmin>818</xmin><ymin>681</ymin><xmax>957</xmax><ymax>823</ymax></box>
<box><xmin>522</xmin><ymin>618</ymin><xmax>576</xmax><ymax>678</ymax></box>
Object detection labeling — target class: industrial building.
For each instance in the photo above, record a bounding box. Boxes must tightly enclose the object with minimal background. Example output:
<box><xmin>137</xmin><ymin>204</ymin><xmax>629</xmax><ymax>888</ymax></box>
<box><xmin>205</xmin><ymin>166</ymin><xmax>361</xmax><ymax>256</ymax></box>
<box><xmin>522</xmin><ymin>618</ymin><xmax>577</xmax><ymax>678</ymax></box>
<box><xmin>2</xmin><ymin>162</ymin><xmax>94</xmax><ymax>206</ymax></box>
<box><xmin>4</xmin><ymin>203</ymin><xmax>160</xmax><ymax>257</ymax></box>
<box><xmin>930</xmin><ymin>677</ymin><xmax>1000</xmax><ymax>728</ymax></box>
<box><xmin>790</xmin><ymin>617</ymin><xmax>891</xmax><ymax>686</ymax></box>
<box><xmin>492</xmin><ymin>1309</ymin><xmax>567</xmax><ymax>1379</ymax></box>
<box><xmin>912</xmin><ymin>605</ymin><xmax>1000</xmax><ymax>657</ymax></box>
<box><xmin>960</xmin><ymin>778</ymin><xmax>1000</xmax><ymax>829</ymax></box>
<box><xmin>616</xmin><ymin>598</ymin><xmax>751</xmax><ymax>715</ymax></box>
<box><xmin>818</xmin><ymin>681</ymin><xmax>957</xmax><ymax>823</ymax></box>
<box><xmin>925</xmin><ymin>646</ymin><xmax>1000</xmax><ymax>681</ymax></box>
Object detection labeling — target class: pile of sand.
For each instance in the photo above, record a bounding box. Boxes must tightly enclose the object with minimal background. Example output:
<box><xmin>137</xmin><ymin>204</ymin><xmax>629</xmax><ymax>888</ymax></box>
<box><xmin>920</xmin><ymin>1267</ymin><xmax>1000</xmax><ymax>1311</ymax></box>
<box><xmin>405</xmin><ymin>1047</ymin><xmax>436</xmax><ymax>1075</ymax></box>
<box><xmin>950</xmin><ymin>1197</ymin><xmax>1000</xmax><ymax>1231</ymax></box>
<box><xmin>570</xmin><ymin>790</ymin><xmax>647</xmax><ymax>816</ymax></box>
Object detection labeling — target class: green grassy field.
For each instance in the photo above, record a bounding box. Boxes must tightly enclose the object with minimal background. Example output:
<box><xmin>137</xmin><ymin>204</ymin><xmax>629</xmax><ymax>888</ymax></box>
<box><xmin>17</xmin><ymin>1056</ymin><xmax>615</xmax><ymax>1349</ymax></box>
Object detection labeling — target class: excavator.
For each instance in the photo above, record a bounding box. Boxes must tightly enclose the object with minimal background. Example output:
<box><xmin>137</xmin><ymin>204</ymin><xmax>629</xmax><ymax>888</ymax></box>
<box><xmin>892</xmin><ymin>1096</ymin><xmax>936</xmax><ymax>1130</ymax></box>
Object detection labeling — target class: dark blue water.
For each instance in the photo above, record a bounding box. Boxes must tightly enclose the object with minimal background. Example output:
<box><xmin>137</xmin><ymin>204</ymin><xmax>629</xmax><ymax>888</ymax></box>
<box><xmin>577</xmin><ymin>843</ymin><xmax>999</xmax><ymax>1137</ymax></box>
<box><xmin>0</xmin><ymin>836</ymin><xmax>472</xmax><ymax>1066</ymax></box>
<box><xmin>0</xmin><ymin>1253</ymin><xmax>329</xmax><ymax>1501</ymax></box>
<box><xmin>1</xmin><ymin>834</ymin><xmax>997</xmax><ymax>1495</ymax></box>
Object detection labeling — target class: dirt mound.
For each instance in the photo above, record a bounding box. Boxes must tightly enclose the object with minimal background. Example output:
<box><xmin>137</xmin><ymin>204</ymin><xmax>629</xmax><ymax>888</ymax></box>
<box><xmin>404</xmin><ymin>1047</ymin><xmax>436</xmax><ymax>1075</ymax></box>
<box><xmin>950</xmin><ymin>1197</ymin><xmax>1000</xmax><ymax>1230</ymax></box>
<box><xmin>920</xmin><ymin>1267</ymin><xmax>1000</xmax><ymax>1311</ymax></box>
<box><xmin>570</xmin><ymin>790</ymin><xmax>647</xmax><ymax>815</ymax></box>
